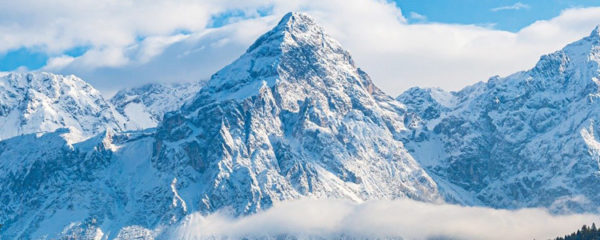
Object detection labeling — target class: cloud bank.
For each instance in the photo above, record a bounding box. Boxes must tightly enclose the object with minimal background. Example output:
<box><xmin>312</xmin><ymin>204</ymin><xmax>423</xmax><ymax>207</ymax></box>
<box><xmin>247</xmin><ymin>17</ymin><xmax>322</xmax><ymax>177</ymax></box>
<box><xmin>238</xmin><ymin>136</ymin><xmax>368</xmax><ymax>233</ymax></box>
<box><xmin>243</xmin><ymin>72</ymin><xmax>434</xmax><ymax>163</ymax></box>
<box><xmin>165</xmin><ymin>199</ymin><xmax>600</xmax><ymax>240</ymax></box>
<box><xmin>2</xmin><ymin>0</ymin><xmax>600</xmax><ymax>96</ymax></box>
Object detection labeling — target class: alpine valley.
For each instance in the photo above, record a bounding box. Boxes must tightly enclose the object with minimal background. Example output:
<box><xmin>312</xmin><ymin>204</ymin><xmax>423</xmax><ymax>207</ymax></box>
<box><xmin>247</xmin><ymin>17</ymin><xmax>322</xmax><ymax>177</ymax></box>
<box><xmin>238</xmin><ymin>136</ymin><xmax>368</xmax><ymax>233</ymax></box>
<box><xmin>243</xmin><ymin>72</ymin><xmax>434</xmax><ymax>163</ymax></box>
<box><xmin>1</xmin><ymin>12</ymin><xmax>600</xmax><ymax>239</ymax></box>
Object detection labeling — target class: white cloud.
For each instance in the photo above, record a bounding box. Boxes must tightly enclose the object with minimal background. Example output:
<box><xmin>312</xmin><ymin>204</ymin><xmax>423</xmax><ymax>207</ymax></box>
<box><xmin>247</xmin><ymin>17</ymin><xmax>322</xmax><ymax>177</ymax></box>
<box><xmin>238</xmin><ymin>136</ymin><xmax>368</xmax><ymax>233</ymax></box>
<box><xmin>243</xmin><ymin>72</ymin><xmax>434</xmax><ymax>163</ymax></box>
<box><xmin>165</xmin><ymin>199</ymin><xmax>600</xmax><ymax>240</ymax></box>
<box><xmin>0</xmin><ymin>0</ymin><xmax>211</xmax><ymax>53</ymax></box>
<box><xmin>491</xmin><ymin>2</ymin><xmax>530</xmax><ymax>12</ymax></box>
<box><xmin>43</xmin><ymin>55</ymin><xmax>75</xmax><ymax>70</ymax></box>
<box><xmin>298</xmin><ymin>4</ymin><xmax>600</xmax><ymax>95</ymax></box>
<box><xmin>409</xmin><ymin>12</ymin><xmax>427</xmax><ymax>21</ymax></box>
<box><xmin>2</xmin><ymin>0</ymin><xmax>600</xmax><ymax>96</ymax></box>
<box><xmin>55</xmin><ymin>16</ymin><xmax>277</xmax><ymax>93</ymax></box>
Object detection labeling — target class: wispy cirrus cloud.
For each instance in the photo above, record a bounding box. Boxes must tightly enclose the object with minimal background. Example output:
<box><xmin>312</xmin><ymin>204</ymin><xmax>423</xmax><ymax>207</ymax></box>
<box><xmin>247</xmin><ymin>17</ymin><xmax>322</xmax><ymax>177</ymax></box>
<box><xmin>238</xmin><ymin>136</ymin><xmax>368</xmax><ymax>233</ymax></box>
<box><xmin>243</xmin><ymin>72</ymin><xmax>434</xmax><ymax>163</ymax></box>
<box><xmin>491</xmin><ymin>2</ymin><xmax>530</xmax><ymax>12</ymax></box>
<box><xmin>409</xmin><ymin>12</ymin><xmax>427</xmax><ymax>21</ymax></box>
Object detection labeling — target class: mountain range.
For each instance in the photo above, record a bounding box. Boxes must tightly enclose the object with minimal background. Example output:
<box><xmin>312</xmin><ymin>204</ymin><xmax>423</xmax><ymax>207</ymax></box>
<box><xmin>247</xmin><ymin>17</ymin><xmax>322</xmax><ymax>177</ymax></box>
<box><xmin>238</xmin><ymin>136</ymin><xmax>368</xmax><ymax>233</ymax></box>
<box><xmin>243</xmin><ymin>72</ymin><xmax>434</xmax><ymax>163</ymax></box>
<box><xmin>399</xmin><ymin>26</ymin><xmax>600</xmax><ymax>212</ymax></box>
<box><xmin>1</xmin><ymin>12</ymin><xmax>600</xmax><ymax>239</ymax></box>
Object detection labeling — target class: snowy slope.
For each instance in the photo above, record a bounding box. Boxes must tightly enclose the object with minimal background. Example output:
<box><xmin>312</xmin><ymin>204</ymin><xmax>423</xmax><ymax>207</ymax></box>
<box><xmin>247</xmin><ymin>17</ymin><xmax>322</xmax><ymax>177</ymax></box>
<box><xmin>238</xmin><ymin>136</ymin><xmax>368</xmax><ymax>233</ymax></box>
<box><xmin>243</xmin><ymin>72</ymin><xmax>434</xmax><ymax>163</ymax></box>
<box><xmin>400</xmin><ymin>25</ymin><xmax>600</xmax><ymax>212</ymax></box>
<box><xmin>153</xmin><ymin>12</ymin><xmax>443</xmax><ymax>215</ymax></box>
<box><xmin>0</xmin><ymin>72</ymin><xmax>125</xmax><ymax>141</ymax></box>
<box><xmin>111</xmin><ymin>82</ymin><xmax>203</xmax><ymax>130</ymax></box>
<box><xmin>0</xmin><ymin>129</ymin><xmax>181</xmax><ymax>239</ymax></box>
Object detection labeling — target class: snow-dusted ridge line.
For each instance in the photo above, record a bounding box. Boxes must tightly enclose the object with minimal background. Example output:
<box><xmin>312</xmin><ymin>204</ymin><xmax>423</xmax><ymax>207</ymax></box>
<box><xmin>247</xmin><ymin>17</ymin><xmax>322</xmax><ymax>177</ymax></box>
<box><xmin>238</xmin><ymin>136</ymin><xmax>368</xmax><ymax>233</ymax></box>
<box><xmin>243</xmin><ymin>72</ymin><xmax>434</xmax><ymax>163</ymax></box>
<box><xmin>400</xmin><ymin>23</ymin><xmax>600</xmax><ymax>213</ymax></box>
<box><xmin>0</xmin><ymin>71</ymin><xmax>203</xmax><ymax>141</ymax></box>
<box><xmin>0</xmin><ymin>71</ymin><xmax>126</xmax><ymax>141</ymax></box>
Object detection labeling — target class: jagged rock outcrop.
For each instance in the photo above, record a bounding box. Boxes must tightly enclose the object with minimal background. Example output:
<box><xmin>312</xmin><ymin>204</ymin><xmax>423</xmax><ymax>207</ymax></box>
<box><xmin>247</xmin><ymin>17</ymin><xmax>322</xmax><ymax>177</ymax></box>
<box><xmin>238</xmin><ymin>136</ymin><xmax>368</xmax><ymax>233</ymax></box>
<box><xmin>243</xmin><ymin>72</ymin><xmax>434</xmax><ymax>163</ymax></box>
<box><xmin>400</xmin><ymin>26</ymin><xmax>600</xmax><ymax>212</ymax></box>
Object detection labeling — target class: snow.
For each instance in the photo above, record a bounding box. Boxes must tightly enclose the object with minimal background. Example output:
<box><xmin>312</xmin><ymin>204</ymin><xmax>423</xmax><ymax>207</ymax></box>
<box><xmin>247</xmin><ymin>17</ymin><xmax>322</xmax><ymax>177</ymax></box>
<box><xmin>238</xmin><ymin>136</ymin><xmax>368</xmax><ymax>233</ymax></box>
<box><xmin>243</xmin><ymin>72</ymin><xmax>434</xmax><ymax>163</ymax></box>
<box><xmin>123</xmin><ymin>103</ymin><xmax>155</xmax><ymax>129</ymax></box>
<box><xmin>32</xmin><ymin>208</ymin><xmax>90</xmax><ymax>239</ymax></box>
<box><xmin>429</xmin><ymin>88</ymin><xmax>458</xmax><ymax>108</ymax></box>
<box><xmin>171</xmin><ymin>178</ymin><xmax>188</xmax><ymax>213</ymax></box>
<box><xmin>110</xmin><ymin>82</ymin><xmax>203</xmax><ymax>130</ymax></box>
<box><xmin>0</xmin><ymin>72</ymin><xmax>125</xmax><ymax>141</ymax></box>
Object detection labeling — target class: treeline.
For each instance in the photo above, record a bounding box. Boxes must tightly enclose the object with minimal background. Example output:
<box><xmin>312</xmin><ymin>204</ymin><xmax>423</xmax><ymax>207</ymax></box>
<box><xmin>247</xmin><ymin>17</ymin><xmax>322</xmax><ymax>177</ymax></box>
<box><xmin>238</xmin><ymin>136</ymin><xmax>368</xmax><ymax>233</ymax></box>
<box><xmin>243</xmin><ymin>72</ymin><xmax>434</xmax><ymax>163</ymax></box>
<box><xmin>555</xmin><ymin>223</ymin><xmax>600</xmax><ymax>240</ymax></box>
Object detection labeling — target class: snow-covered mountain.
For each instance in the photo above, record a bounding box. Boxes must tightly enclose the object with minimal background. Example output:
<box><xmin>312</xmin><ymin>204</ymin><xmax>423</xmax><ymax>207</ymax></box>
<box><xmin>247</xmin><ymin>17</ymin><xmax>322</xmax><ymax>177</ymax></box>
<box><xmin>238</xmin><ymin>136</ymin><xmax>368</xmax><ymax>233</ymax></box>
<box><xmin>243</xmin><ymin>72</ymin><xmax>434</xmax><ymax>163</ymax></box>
<box><xmin>399</xmin><ymin>25</ymin><xmax>600</xmax><ymax>212</ymax></box>
<box><xmin>110</xmin><ymin>82</ymin><xmax>203</xmax><ymax>130</ymax></box>
<box><xmin>0</xmin><ymin>71</ymin><xmax>198</xmax><ymax>141</ymax></box>
<box><xmin>0</xmin><ymin>12</ymin><xmax>443</xmax><ymax>239</ymax></box>
<box><xmin>0</xmin><ymin>72</ymin><xmax>125</xmax><ymax>141</ymax></box>
<box><xmin>152</xmin><ymin>12</ymin><xmax>443</xmax><ymax>215</ymax></box>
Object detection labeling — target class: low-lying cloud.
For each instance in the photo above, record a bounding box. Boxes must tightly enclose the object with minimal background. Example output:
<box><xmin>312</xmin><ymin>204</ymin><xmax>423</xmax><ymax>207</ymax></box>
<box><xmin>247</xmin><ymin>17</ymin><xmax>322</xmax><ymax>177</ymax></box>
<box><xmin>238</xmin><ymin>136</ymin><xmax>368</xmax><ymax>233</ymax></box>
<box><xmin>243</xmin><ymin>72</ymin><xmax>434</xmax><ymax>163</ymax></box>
<box><xmin>166</xmin><ymin>199</ymin><xmax>600</xmax><ymax>240</ymax></box>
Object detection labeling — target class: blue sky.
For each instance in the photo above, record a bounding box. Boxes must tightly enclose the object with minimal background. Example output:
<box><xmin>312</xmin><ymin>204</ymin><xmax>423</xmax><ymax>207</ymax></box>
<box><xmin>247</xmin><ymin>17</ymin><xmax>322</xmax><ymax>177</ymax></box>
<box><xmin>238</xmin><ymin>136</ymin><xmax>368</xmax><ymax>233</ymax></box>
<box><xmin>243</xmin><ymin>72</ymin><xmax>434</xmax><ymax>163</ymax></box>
<box><xmin>397</xmin><ymin>0</ymin><xmax>600</xmax><ymax>30</ymax></box>
<box><xmin>2</xmin><ymin>0</ymin><xmax>600</xmax><ymax>95</ymax></box>
<box><xmin>0</xmin><ymin>46</ymin><xmax>89</xmax><ymax>71</ymax></box>
<box><xmin>0</xmin><ymin>48</ymin><xmax>47</xmax><ymax>71</ymax></box>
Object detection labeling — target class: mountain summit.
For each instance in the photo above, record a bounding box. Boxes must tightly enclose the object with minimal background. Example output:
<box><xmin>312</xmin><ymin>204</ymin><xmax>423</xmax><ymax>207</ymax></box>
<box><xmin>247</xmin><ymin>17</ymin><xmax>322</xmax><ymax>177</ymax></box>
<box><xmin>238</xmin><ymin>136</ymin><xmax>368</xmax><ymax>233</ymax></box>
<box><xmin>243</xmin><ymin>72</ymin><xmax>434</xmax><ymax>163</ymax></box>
<box><xmin>591</xmin><ymin>25</ymin><xmax>600</xmax><ymax>39</ymax></box>
<box><xmin>156</xmin><ymin>11</ymin><xmax>442</xmax><ymax>215</ymax></box>
<box><xmin>190</xmin><ymin>12</ymin><xmax>380</xmax><ymax>104</ymax></box>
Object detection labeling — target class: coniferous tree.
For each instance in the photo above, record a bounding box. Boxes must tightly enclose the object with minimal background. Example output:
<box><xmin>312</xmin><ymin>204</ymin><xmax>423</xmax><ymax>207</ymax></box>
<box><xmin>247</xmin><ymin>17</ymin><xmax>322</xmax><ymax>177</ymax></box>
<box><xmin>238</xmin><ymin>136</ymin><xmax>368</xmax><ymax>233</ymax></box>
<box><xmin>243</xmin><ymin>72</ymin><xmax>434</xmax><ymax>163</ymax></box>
<box><xmin>554</xmin><ymin>223</ymin><xmax>600</xmax><ymax>240</ymax></box>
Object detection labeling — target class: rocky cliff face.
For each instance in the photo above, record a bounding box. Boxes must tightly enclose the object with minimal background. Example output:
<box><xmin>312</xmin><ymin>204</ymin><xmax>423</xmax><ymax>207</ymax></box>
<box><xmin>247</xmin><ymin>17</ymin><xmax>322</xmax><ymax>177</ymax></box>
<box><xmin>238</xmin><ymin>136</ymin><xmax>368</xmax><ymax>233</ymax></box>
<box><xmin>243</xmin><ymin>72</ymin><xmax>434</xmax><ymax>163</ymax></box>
<box><xmin>400</xmin><ymin>26</ymin><xmax>600</xmax><ymax>212</ymax></box>
<box><xmin>0</xmin><ymin>128</ymin><xmax>183</xmax><ymax>239</ymax></box>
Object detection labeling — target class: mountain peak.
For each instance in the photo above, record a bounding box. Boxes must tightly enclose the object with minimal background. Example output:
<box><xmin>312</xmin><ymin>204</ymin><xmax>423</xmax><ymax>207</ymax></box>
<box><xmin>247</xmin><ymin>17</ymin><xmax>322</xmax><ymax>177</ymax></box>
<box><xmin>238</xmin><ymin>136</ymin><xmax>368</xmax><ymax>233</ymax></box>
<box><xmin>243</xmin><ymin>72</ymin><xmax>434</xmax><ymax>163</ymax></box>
<box><xmin>276</xmin><ymin>12</ymin><xmax>319</xmax><ymax>31</ymax></box>
<box><xmin>199</xmin><ymin>12</ymin><xmax>358</xmax><ymax>102</ymax></box>
<box><xmin>246</xmin><ymin>12</ymin><xmax>326</xmax><ymax>53</ymax></box>
<box><xmin>529</xmin><ymin>25</ymin><xmax>600</xmax><ymax>84</ymax></box>
<box><xmin>591</xmin><ymin>24</ymin><xmax>600</xmax><ymax>39</ymax></box>
<box><xmin>155</xmin><ymin>11</ymin><xmax>443</xmax><ymax>219</ymax></box>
